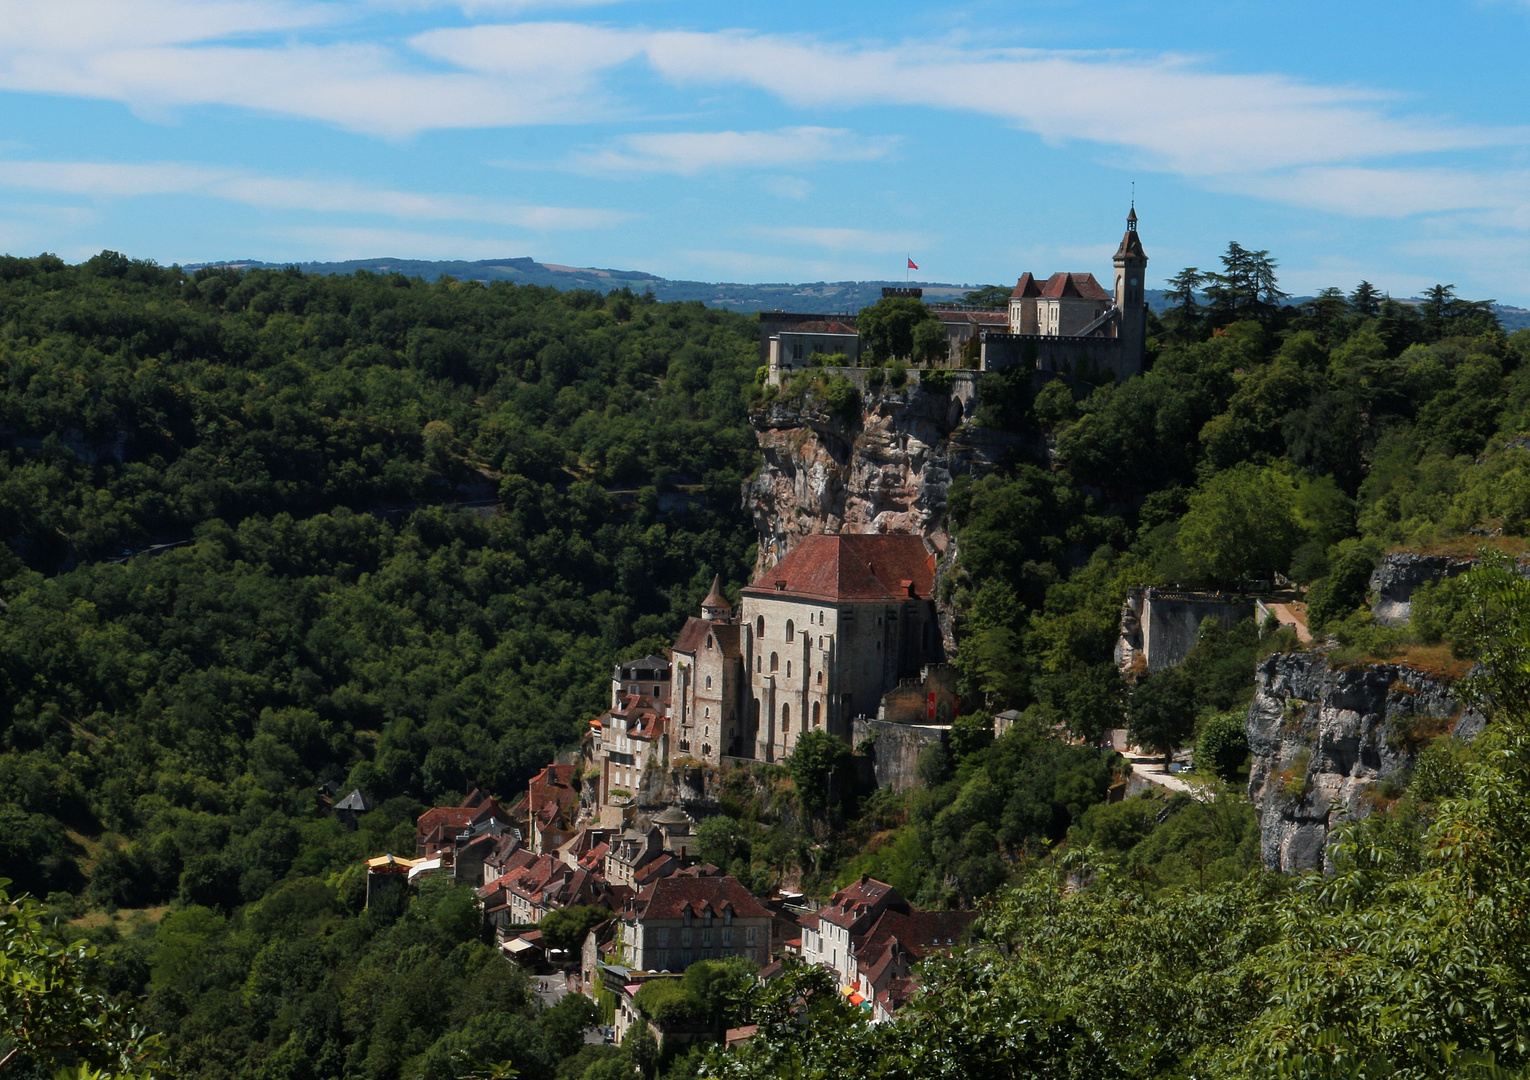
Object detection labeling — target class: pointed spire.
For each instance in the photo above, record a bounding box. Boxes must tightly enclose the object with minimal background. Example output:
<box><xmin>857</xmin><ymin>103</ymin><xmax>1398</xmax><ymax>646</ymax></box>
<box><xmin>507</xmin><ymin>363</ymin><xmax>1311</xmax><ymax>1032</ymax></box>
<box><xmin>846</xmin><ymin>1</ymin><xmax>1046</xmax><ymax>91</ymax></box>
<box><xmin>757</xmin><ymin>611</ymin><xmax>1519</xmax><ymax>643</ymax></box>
<box><xmin>701</xmin><ymin>574</ymin><xmax>732</xmax><ymax>619</ymax></box>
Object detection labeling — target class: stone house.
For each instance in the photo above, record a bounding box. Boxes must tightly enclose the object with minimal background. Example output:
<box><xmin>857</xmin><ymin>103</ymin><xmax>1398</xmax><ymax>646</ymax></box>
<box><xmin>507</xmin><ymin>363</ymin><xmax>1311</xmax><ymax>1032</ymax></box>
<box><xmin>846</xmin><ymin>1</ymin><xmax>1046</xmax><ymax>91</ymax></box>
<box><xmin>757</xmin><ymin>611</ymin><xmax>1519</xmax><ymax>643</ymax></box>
<box><xmin>618</xmin><ymin>874</ymin><xmax>773</xmax><ymax>972</ymax></box>
<box><xmin>613</xmin><ymin>654</ymin><xmax>671</xmax><ymax>711</ymax></box>
<box><xmin>590</xmin><ymin>694</ymin><xmax>668</xmax><ymax>806</ymax></box>
<box><xmin>667</xmin><ymin>576</ymin><xmax>747</xmax><ymax>763</ymax></box>
<box><xmin>416</xmin><ymin>788</ymin><xmax>513</xmax><ymax>860</ymax></box>
<box><xmin>528</xmin><ymin>764</ymin><xmax>582</xmax><ymax>855</ymax></box>
<box><xmin>766</xmin><ymin>320</ymin><xmax>861</xmax><ymax>384</ymax></box>
<box><xmin>798</xmin><ymin>875</ymin><xmax>910</xmax><ymax>986</ymax></box>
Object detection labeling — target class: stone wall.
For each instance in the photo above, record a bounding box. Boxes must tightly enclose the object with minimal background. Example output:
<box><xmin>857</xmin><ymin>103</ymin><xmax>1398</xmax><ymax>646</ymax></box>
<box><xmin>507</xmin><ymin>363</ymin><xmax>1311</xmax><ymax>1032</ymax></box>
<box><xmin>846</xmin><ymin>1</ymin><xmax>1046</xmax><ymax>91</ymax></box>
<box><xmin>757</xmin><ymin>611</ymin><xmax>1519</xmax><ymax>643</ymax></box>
<box><xmin>1246</xmin><ymin>652</ymin><xmax>1485</xmax><ymax>872</ymax></box>
<box><xmin>1117</xmin><ymin>588</ymin><xmax>1255</xmax><ymax>673</ymax></box>
<box><xmin>980</xmin><ymin>332</ymin><xmax>1138</xmax><ymax>382</ymax></box>
<box><xmin>852</xmin><ymin>717</ymin><xmax>949</xmax><ymax>793</ymax></box>
<box><xmin>877</xmin><ymin>664</ymin><xmax>959</xmax><ymax>724</ymax></box>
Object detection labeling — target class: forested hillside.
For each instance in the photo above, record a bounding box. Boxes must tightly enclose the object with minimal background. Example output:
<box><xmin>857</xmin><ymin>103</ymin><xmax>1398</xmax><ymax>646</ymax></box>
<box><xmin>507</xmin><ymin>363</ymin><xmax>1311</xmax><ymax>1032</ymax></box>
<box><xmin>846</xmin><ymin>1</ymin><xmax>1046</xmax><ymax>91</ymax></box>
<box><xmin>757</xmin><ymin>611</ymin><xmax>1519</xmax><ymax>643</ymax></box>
<box><xmin>6</xmin><ymin>243</ymin><xmax>1530</xmax><ymax>1080</ymax></box>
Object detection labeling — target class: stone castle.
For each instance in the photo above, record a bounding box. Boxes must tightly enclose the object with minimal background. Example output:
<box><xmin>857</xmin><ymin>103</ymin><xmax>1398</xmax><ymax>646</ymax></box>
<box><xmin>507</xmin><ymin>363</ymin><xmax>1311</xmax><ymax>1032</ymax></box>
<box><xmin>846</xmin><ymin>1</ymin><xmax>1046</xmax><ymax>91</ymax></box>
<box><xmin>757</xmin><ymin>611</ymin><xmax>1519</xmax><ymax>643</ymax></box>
<box><xmin>764</xmin><ymin>208</ymin><xmax>1150</xmax><ymax>387</ymax></box>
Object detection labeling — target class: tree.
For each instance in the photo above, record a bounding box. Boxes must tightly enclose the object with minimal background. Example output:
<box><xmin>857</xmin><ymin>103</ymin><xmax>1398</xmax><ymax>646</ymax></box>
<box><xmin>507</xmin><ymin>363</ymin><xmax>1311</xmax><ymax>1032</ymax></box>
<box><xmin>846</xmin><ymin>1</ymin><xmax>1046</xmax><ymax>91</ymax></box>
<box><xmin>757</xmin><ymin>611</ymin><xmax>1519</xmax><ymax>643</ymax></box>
<box><xmin>1194</xmin><ymin>710</ymin><xmax>1250</xmax><ymax>781</ymax></box>
<box><xmin>1127</xmin><ymin>669</ymin><xmax>1196</xmax><ymax>767</ymax></box>
<box><xmin>0</xmin><ymin>883</ymin><xmax>170</xmax><ymax>1080</ymax></box>
<box><xmin>960</xmin><ymin>285</ymin><xmax>1011</xmax><ymax>308</ymax></box>
<box><xmin>856</xmin><ymin>297</ymin><xmax>941</xmax><ymax>362</ymax></box>
<box><xmin>1349</xmin><ymin>279</ymin><xmax>1381</xmax><ymax>316</ymax></box>
<box><xmin>1176</xmin><ymin>464</ymin><xmax>1303</xmax><ymax>588</ymax></box>
<box><xmin>785</xmin><ymin>730</ymin><xmax>852</xmax><ymax>819</ymax></box>
<box><xmin>537</xmin><ymin>905</ymin><xmax>610</xmax><ymax>953</ymax></box>
<box><xmin>695</xmin><ymin>816</ymin><xmax>751</xmax><ymax>872</ymax></box>
<box><xmin>1305</xmin><ymin>540</ymin><xmax>1378</xmax><ymax>631</ymax></box>
<box><xmin>1160</xmin><ymin>266</ymin><xmax>1207</xmax><ymax>340</ymax></box>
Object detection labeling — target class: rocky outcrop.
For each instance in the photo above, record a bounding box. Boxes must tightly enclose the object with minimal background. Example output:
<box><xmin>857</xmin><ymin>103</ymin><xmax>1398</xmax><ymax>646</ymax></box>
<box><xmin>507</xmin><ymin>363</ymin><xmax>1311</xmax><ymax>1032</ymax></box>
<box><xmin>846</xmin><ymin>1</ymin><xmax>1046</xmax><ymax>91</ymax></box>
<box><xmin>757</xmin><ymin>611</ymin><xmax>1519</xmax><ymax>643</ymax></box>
<box><xmin>1246</xmin><ymin>652</ymin><xmax>1485</xmax><ymax>872</ymax></box>
<box><xmin>1369</xmin><ymin>552</ymin><xmax>1475</xmax><ymax>626</ymax></box>
<box><xmin>744</xmin><ymin>371</ymin><xmax>1028</xmax><ymax>648</ymax></box>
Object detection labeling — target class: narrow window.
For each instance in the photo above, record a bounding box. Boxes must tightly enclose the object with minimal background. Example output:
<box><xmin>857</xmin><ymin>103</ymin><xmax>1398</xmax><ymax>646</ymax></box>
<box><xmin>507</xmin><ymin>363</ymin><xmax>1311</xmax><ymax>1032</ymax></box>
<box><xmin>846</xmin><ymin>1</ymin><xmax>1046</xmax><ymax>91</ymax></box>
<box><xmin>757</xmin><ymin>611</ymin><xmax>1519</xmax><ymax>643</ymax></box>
<box><xmin>786</xmin><ymin>660</ymin><xmax>791</xmax><ymax>678</ymax></box>
<box><xmin>770</xmin><ymin>652</ymin><xmax>779</xmax><ymax>672</ymax></box>
<box><xmin>705</xmin><ymin>675</ymin><xmax>713</xmax><ymax>689</ymax></box>
<box><xmin>785</xmin><ymin>620</ymin><xmax>795</xmax><ymax>643</ymax></box>
<box><xmin>812</xmin><ymin>701</ymin><xmax>820</xmax><ymax>727</ymax></box>
<box><xmin>756</xmin><ymin>616</ymin><xmax>765</xmax><ymax>638</ymax></box>
<box><xmin>782</xmin><ymin>705</ymin><xmax>790</xmax><ymax>732</ymax></box>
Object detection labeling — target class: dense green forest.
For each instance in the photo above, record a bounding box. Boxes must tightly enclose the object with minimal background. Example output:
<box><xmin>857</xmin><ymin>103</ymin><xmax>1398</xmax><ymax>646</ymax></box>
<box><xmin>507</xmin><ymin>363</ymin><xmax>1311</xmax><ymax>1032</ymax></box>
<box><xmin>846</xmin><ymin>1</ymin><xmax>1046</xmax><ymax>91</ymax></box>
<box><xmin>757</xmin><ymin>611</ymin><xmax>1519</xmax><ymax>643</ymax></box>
<box><xmin>5</xmin><ymin>243</ymin><xmax>1530</xmax><ymax>1080</ymax></box>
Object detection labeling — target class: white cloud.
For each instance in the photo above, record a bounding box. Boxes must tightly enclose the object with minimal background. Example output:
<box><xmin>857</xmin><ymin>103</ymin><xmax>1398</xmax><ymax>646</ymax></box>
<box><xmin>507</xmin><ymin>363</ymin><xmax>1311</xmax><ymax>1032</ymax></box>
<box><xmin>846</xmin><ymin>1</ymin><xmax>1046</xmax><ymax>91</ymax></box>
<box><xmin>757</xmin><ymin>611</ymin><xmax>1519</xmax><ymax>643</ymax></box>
<box><xmin>570</xmin><ymin>127</ymin><xmax>897</xmax><ymax>175</ymax></box>
<box><xmin>0</xmin><ymin>159</ymin><xmax>626</xmax><ymax>230</ymax></box>
<box><xmin>763</xmin><ymin>176</ymin><xmax>812</xmax><ymax>200</ymax></box>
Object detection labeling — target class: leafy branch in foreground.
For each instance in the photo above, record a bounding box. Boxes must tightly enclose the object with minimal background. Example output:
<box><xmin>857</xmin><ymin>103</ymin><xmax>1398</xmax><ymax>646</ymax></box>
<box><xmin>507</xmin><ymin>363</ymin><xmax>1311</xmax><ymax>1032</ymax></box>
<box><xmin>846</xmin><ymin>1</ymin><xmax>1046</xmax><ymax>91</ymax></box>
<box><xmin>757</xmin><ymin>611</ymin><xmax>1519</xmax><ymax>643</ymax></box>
<box><xmin>0</xmin><ymin>882</ymin><xmax>170</xmax><ymax>1080</ymax></box>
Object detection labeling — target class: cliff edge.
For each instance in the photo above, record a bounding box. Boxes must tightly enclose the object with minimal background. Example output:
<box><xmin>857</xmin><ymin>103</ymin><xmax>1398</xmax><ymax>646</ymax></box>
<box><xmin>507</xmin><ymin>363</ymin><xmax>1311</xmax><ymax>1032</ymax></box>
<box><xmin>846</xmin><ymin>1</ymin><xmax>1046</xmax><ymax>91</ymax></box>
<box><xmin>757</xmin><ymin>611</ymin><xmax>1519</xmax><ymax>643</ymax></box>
<box><xmin>1247</xmin><ymin>651</ymin><xmax>1485</xmax><ymax>872</ymax></box>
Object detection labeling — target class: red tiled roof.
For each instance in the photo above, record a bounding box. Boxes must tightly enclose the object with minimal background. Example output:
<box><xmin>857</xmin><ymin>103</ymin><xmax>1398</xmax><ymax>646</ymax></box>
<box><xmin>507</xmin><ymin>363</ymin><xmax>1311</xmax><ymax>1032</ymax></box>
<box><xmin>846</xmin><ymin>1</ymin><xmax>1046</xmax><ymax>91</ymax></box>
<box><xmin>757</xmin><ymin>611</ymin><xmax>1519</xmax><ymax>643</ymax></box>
<box><xmin>529</xmin><ymin>763</ymin><xmax>580</xmax><ymax>833</ymax></box>
<box><xmin>743</xmin><ymin>534</ymin><xmax>935</xmax><ymax>603</ymax></box>
<box><xmin>1115</xmin><ymin>209</ymin><xmax>1147</xmax><ymax>261</ymax></box>
<box><xmin>1011</xmin><ymin>272</ymin><xmax>1041</xmax><ymax>299</ymax></box>
<box><xmin>1039</xmin><ymin>272</ymin><xmax>1111</xmax><ymax>302</ymax></box>
<box><xmin>935</xmin><ymin>310</ymin><xmax>1009</xmax><ymax>326</ymax></box>
<box><xmin>629</xmin><ymin>875</ymin><xmax>772</xmax><ymax>921</ymax></box>
<box><xmin>816</xmin><ymin>875</ymin><xmax>909</xmax><ymax>931</ymax></box>
<box><xmin>780</xmin><ymin>320</ymin><xmax>858</xmax><ymax>336</ymax></box>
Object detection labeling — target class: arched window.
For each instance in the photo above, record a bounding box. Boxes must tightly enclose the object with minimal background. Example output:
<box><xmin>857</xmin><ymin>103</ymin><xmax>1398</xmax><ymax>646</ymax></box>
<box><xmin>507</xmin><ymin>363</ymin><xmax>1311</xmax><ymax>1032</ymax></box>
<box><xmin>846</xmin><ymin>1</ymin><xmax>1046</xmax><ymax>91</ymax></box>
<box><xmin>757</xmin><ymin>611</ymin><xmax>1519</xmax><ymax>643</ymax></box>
<box><xmin>817</xmin><ymin>670</ymin><xmax>824</xmax><ymax>685</ymax></box>
<box><xmin>785</xmin><ymin>620</ymin><xmax>795</xmax><ymax>643</ymax></box>
<box><xmin>756</xmin><ymin>616</ymin><xmax>765</xmax><ymax>638</ymax></box>
<box><xmin>770</xmin><ymin>652</ymin><xmax>779</xmax><ymax>672</ymax></box>
<box><xmin>782</xmin><ymin>705</ymin><xmax>790</xmax><ymax>732</ymax></box>
<box><xmin>786</xmin><ymin>660</ymin><xmax>792</xmax><ymax>678</ymax></box>
<box><xmin>705</xmin><ymin>675</ymin><xmax>712</xmax><ymax>689</ymax></box>
<box><xmin>812</xmin><ymin>701</ymin><xmax>821</xmax><ymax>727</ymax></box>
<box><xmin>706</xmin><ymin>634</ymin><xmax>713</xmax><ymax>650</ymax></box>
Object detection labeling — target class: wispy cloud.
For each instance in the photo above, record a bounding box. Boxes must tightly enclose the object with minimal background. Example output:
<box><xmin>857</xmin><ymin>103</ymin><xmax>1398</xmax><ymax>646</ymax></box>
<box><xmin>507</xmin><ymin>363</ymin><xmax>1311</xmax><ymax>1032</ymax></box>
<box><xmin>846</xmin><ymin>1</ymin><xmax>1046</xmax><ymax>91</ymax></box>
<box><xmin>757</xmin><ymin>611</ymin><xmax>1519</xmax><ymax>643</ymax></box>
<box><xmin>570</xmin><ymin>127</ymin><xmax>898</xmax><ymax>176</ymax></box>
<box><xmin>0</xmin><ymin>159</ymin><xmax>626</xmax><ymax>230</ymax></box>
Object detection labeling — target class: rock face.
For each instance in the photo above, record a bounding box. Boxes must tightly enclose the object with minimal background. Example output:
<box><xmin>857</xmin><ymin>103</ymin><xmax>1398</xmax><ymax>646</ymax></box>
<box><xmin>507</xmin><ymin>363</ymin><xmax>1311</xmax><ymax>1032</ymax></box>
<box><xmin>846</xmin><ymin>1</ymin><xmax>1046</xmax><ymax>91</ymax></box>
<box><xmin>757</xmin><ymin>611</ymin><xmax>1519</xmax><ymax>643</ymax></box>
<box><xmin>744</xmin><ymin>371</ymin><xmax>1027</xmax><ymax>649</ymax></box>
<box><xmin>1246</xmin><ymin>652</ymin><xmax>1485</xmax><ymax>872</ymax></box>
<box><xmin>1369</xmin><ymin>552</ymin><xmax>1474</xmax><ymax>626</ymax></box>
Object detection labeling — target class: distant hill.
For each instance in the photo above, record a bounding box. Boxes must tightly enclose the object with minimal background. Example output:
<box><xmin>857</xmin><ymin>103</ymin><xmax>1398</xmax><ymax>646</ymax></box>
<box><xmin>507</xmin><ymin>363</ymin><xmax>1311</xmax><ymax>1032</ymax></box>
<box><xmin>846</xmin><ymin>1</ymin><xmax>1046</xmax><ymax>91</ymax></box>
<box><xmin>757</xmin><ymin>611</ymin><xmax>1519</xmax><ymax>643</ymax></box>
<box><xmin>186</xmin><ymin>256</ymin><xmax>972</xmax><ymax>315</ymax></box>
<box><xmin>188</xmin><ymin>257</ymin><xmax>1530</xmax><ymax>331</ymax></box>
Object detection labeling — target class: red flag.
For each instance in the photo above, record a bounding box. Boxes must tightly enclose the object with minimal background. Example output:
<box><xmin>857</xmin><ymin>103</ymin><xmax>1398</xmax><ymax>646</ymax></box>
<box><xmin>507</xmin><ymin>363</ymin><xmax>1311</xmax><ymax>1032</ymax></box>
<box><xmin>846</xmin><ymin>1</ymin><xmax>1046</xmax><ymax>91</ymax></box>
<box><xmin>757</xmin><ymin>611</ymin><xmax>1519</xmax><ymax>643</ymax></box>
<box><xmin>907</xmin><ymin>257</ymin><xmax>919</xmax><ymax>270</ymax></box>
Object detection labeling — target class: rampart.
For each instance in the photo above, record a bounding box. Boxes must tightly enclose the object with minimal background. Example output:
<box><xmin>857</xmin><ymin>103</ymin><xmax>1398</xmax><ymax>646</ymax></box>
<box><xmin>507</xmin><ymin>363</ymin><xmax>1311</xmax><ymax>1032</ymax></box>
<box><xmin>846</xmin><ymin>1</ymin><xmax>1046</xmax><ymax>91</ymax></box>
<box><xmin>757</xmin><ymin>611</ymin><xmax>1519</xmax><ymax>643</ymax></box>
<box><xmin>1117</xmin><ymin>587</ymin><xmax>1256</xmax><ymax>674</ymax></box>
<box><xmin>852</xmin><ymin>717</ymin><xmax>948</xmax><ymax>793</ymax></box>
<box><xmin>980</xmin><ymin>332</ymin><xmax>1137</xmax><ymax>382</ymax></box>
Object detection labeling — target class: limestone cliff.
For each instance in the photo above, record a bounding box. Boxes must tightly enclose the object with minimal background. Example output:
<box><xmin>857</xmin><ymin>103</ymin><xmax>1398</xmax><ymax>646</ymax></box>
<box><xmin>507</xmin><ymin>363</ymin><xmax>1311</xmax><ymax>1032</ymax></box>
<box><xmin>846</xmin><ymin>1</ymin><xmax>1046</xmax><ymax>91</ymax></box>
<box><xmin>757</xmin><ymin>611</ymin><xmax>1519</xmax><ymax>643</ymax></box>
<box><xmin>1246</xmin><ymin>651</ymin><xmax>1484</xmax><ymax>872</ymax></box>
<box><xmin>744</xmin><ymin>370</ymin><xmax>1022</xmax><ymax>568</ymax></box>
<box><xmin>744</xmin><ymin>371</ymin><xmax>1025</xmax><ymax>649</ymax></box>
<box><xmin>1369</xmin><ymin>552</ymin><xmax>1474</xmax><ymax>626</ymax></box>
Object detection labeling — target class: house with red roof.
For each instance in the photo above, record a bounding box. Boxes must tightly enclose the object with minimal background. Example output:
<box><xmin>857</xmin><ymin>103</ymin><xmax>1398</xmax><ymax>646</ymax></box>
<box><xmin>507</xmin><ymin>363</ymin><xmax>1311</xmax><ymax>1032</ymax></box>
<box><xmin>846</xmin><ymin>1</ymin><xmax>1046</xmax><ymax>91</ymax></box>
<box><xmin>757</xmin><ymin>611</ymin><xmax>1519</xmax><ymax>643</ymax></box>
<box><xmin>619</xmin><ymin>874</ymin><xmax>773</xmax><ymax>972</ymax></box>
<box><xmin>766</xmin><ymin>319</ymin><xmax>862</xmax><ymax>383</ymax></box>
<box><xmin>528</xmin><ymin>763</ymin><xmax>582</xmax><ymax>855</ymax></box>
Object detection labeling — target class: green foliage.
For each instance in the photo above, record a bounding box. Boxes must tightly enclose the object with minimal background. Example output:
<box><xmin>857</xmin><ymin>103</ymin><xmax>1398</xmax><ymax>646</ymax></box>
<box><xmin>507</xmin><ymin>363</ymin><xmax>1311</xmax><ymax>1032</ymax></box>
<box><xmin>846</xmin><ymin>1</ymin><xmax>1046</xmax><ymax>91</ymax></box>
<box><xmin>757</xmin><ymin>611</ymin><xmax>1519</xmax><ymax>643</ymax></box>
<box><xmin>856</xmin><ymin>297</ymin><xmax>940</xmax><ymax>363</ymax></box>
<box><xmin>537</xmin><ymin>905</ymin><xmax>609</xmax><ymax>953</ymax></box>
<box><xmin>0</xmin><ymin>880</ymin><xmax>170</xmax><ymax>1080</ymax></box>
<box><xmin>1177</xmin><ymin>463</ymin><xmax>1302</xmax><ymax>587</ymax></box>
<box><xmin>785</xmin><ymin>729</ymin><xmax>852</xmax><ymax>820</ymax></box>
<box><xmin>1127</xmin><ymin>670</ymin><xmax>1195</xmax><ymax>762</ymax></box>
<box><xmin>1194</xmin><ymin>710</ymin><xmax>1250</xmax><ymax>782</ymax></box>
<box><xmin>1306</xmin><ymin>539</ymin><xmax>1380</xmax><ymax>631</ymax></box>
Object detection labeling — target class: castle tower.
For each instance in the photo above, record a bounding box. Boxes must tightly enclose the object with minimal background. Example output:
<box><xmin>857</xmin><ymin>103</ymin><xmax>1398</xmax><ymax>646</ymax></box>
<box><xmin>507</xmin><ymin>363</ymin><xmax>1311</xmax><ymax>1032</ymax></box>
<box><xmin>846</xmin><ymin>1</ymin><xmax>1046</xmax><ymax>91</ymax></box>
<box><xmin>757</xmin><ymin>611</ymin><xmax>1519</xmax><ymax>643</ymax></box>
<box><xmin>701</xmin><ymin>574</ymin><xmax>733</xmax><ymax>622</ymax></box>
<box><xmin>1112</xmin><ymin>206</ymin><xmax>1149</xmax><ymax>377</ymax></box>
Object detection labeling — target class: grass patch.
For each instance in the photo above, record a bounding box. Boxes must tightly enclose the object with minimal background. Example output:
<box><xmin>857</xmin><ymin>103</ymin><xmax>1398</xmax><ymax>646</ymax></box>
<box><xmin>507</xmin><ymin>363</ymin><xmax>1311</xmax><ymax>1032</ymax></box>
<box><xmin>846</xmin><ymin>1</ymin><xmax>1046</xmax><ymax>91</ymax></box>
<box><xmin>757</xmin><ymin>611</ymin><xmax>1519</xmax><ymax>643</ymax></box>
<box><xmin>1277</xmin><ymin>747</ymin><xmax>1312</xmax><ymax>801</ymax></box>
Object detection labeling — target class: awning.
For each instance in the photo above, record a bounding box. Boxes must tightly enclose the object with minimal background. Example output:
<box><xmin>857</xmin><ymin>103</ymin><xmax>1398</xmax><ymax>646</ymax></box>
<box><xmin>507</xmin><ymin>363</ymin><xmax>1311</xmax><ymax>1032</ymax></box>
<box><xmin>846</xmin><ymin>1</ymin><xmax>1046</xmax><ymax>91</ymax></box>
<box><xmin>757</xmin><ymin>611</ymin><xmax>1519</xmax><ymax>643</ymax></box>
<box><xmin>840</xmin><ymin>986</ymin><xmax>856</xmax><ymax>997</ymax></box>
<box><xmin>504</xmin><ymin>938</ymin><xmax>541</xmax><ymax>954</ymax></box>
<box><xmin>847</xmin><ymin>993</ymin><xmax>865</xmax><ymax>1005</ymax></box>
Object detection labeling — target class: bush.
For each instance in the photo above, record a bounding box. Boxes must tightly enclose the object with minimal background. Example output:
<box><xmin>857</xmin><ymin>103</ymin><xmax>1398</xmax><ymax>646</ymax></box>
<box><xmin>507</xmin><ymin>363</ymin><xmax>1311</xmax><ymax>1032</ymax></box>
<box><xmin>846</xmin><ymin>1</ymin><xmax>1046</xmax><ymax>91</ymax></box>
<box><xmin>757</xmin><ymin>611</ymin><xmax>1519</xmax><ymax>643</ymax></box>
<box><xmin>1307</xmin><ymin>540</ymin><xmax>1380</xmax><ymax>631</ymax></box>
<box><xmin>887</xmin><ymin>359</ymin><xmax>908</xmax><ymax>388</ymax></box>
<box><xmin>818</xmin><ymin>374</ymin><xmax>860</xmax><ymax>417</ymax></box>
<box><xmin>1195</xmin><ymin>711</ymin><xmax>1250</xmax><ymax>782</ymax></box>
<box><xmin>1278</xmin><ymin>747</ymin><xmax>1312</xmax><ymax>800</ymax></box>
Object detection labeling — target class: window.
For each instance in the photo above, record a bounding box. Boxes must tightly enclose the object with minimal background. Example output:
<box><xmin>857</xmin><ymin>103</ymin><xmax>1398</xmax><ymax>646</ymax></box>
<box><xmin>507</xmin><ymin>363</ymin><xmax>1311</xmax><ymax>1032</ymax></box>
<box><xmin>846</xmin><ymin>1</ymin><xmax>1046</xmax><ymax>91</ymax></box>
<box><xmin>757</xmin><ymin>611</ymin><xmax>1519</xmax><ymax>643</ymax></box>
<box><xmin>756</xmin><ymin>616</ymin><xmax>765</xmax><ymax>638</ymax></box>
<box><xmin>654</xmin><ymin>685</ymin><xmax>661</xmax><ymax>696</ymax></box>
<box><xmin>746</xmin><ymin>928</ymin><xmax>756</xmax><ymax>946</ymax></box>
<box><xmin>817</xmin><ymin>670</ymin><xmax>824</xmax><ymax>685</ymax></box>
<box><xmin>812</xmin><ymin>701</ymin><xmax>820</xmax><ymax>727</ymax></box>
<box><xmin>705</xmin><ymin>675</ymin><xmax>712</xmax><ymax>690</ymax></box>
<box><xmin>657</xmin><ymin>929</ymin><xmax>669</xmax><ymax>946</ymax></box>
<box><xmin>786</xmin><ymin>660</ymin><xmax>791</xmax><ymax>678</ymax></box>
<box><xmin>785</xmin><ymin>620</ymin><xmax>794</xmax><ymax>642</ymax></box>
<box><xmin>820</xmin><ymin>610</ymin><xmax>826</xmax><ymax>623</ymax></box>
<box><xmin>756</xmin><ymin>656</ymin><xmax>761</xmax><ymax>672</ymax></box>
<box><xmin>706</xmin><ymin>634</ymin><xmax>713</xmax><ymax>649</ymax></box>
<box><xmin>770</xmin><ymin>652</ymin><xmax>779</xmax><ymax>672</ymax></box>
<box><xmin>704</xmin><ymin>706</ymin><xmax>710</xmax><ymax>718</ymax></box>
<box><xmin>782</xmin><ymin>705</ymin><xmax>790</xmax><ymax>732</ymax></box>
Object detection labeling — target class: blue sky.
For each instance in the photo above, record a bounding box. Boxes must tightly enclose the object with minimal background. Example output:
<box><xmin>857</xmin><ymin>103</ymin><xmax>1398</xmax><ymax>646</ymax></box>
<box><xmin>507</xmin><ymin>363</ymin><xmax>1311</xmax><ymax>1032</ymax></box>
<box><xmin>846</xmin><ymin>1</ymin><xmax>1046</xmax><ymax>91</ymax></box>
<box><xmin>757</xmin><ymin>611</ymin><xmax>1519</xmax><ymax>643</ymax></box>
<box><xmin>1</xmin><ymin>0</ymin><xmax>1527</xmax><ymax>301</ymax></box>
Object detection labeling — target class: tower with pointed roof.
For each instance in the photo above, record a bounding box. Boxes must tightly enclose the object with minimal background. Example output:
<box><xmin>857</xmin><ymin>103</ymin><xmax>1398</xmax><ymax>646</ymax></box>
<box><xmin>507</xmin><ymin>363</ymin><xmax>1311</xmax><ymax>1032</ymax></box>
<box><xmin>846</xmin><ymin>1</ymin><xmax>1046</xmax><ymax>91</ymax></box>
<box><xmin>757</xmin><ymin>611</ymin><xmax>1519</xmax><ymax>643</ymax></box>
<box><xmin>1112</xmin><ymin>205</ymin><xmax>1149</xmax><ymax>376</ymax></box>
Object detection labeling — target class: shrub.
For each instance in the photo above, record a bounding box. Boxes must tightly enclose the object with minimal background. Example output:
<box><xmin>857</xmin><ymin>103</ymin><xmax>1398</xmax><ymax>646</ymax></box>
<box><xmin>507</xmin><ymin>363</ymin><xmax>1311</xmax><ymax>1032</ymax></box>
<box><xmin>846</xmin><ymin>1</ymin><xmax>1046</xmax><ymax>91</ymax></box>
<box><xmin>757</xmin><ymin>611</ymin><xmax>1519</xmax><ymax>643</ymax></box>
<box><xmin>887</xmin><ymin>359</ymin><xmax>908</xmax><ymax>388</ymax></box>
<box><xmin>1195</xmin><ymin>711</ymin><xmax>1250</xmax><ymax>782</ymax></box>
<box><xmin>1278</xmin><ymin>747</ymin><xmax>1312</xmax><ymax>800</ymax></box>
<box><xmin>818</xmin><ymin>374</ymin><xmax>860</xmax><ymax>417</ymax></box>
